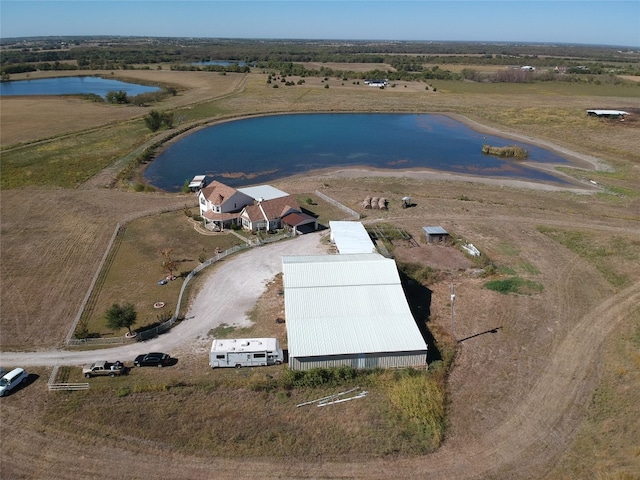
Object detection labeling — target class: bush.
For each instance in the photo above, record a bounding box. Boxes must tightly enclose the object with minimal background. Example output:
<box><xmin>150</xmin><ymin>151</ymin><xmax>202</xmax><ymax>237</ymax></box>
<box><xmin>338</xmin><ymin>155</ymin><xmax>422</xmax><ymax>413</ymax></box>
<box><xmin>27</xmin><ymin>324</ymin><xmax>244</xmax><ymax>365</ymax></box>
<box><xmin>144</xmin><ymin>110</ymin><xmax>174</xmax><ymax>132</ymax></box>
<box><xmin>482</xmin><ymin>145</ymin><xmax>528</xmax><ymax>158</ymax></box>
<box><xmin>485</xmin><ymin>276</ymin><xmax>543</xmax><ymax>295</ymax></box>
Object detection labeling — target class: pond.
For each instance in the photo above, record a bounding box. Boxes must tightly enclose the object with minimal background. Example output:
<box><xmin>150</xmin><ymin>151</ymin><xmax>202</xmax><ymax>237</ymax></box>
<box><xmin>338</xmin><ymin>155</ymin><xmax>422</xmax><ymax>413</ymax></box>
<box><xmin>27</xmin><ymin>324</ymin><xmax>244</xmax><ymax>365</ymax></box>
<box><xmin>0</xmin><ymin>76</ymin><xmax>161</xmax><ymax>98</ymax></box>
<box><xmin>143</xmin><ymin>113</ymin><xmax>572</xmax><ymax>192</ymax></box>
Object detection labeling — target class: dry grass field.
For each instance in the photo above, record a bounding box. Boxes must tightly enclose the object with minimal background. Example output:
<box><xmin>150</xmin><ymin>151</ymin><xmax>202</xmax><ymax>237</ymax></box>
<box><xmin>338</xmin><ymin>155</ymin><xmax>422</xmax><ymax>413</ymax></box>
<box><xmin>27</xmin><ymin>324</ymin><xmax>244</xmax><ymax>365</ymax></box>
<box><xmin>1</xmin><ymin>67</ymin><xmax>639</xmax><ymax>479</ymax></box>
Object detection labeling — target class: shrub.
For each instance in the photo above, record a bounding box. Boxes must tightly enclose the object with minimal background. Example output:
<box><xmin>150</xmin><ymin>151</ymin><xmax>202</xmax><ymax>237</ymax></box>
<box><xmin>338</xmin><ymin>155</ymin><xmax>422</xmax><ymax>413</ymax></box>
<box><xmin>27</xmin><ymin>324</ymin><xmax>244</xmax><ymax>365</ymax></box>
<box><xmin>485</xmin><ymin>276</ymin><xmax>543</xmax><ymax>295</ymax></box>
<box><xmin>482</xmin><ymin>145</ymin><xmax>528</xmax><ymax>158</ymax></box>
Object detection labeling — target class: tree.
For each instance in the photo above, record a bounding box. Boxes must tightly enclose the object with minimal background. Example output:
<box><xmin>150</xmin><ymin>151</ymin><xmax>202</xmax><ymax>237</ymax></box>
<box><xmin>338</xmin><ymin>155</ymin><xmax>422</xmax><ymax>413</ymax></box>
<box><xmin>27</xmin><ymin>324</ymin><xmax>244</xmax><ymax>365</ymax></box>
<box><xmin>105</xmin><ymin>302</ymin><xmax>137</xmax><ymax>335</ymax></box>
<box><xmin>144</xmin><ymin>110</ymin><xmax>163</xmax><ymax>132</ymax></box>
<box><xmin>158</xmin><ymin>248</ymin><xmax>177</xmax><ymax>277</ymax></box>
<box><xmin>144</xmin><ymin>110</ymin><xmax>174</xmax><ymax>132</ymax></box>
<box><xmin>105</xmin><ymin>90</ymin><xmax>128</xmax><ymax>104</ymax></box>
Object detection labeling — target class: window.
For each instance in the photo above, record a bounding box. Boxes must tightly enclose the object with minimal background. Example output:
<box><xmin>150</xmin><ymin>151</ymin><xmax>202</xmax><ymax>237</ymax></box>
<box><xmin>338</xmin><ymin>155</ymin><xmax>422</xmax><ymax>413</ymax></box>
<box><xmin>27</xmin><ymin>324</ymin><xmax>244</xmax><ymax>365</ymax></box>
<box><xmin>216</xmin><ymin>354</ymin><xmax>225</xmax><ymax>359</ymax></box>
<box><xmin>254</xmin><ymin>353</ymin><xmax>266</xmax><ymax>358</ymax></box>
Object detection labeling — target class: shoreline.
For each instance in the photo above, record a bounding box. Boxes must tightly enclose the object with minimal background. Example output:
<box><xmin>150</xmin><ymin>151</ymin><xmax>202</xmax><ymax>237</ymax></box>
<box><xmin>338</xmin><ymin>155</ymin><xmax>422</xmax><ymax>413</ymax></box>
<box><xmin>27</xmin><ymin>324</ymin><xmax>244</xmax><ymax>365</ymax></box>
<box><xmin>147</xmin><ymin>111</ymin><xmax>608</xmax><ymax>194</ymax></box>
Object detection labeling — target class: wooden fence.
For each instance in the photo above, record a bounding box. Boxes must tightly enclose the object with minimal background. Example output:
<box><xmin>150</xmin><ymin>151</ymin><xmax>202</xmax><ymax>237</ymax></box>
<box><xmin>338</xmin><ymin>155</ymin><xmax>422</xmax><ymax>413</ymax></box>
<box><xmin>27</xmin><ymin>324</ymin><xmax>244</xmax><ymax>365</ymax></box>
<box><xmin>48</xmin><ymin>383</ymin><xmax>90</xmax><ymax>391</ymax></box>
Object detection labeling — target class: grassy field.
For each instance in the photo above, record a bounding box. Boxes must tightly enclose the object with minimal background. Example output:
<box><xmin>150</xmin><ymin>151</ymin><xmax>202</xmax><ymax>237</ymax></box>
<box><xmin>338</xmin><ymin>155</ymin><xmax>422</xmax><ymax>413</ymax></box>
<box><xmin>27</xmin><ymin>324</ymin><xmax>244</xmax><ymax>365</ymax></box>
<box><xmin>78</xmin><ymin>194</ymin><xmax>348</xmax><ymax>339</ymax></box>
<box><xmin>1</xmin><ymin>68</ymin><xmax>639</xmax><ymax>479</ymax></box>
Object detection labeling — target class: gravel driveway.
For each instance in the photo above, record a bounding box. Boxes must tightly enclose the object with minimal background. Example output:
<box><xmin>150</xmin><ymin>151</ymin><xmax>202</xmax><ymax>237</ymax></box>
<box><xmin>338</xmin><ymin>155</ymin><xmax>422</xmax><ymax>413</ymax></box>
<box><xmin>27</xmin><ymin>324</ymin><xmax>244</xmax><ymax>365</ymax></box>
<box><xmin>0</xmin><ymin>231</ymin><xmax>328</xmax><ymax>367</ymax></box>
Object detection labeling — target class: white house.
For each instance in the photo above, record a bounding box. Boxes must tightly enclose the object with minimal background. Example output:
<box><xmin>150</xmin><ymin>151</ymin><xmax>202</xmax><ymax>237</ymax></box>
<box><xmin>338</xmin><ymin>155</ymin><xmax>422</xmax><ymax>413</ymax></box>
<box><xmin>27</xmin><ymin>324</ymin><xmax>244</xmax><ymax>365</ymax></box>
<box><xmin>198</xmin><ymin>181</ymin><xmax>254</xmax><ymax>231</ymax></box>
<box><xmin>239</xmin><ymin>195</ymin><xmax>303</xmax><ymax>233</ymax></box>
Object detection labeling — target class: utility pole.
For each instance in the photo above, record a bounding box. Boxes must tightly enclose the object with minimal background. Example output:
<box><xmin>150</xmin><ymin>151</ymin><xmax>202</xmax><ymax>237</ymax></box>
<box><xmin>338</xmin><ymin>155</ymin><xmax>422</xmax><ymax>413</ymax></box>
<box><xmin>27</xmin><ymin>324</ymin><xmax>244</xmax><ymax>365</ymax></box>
<box><xmin>450</xmin><ymin>281</ymin><xmax>456</xmax><ymax>341</ymax></box>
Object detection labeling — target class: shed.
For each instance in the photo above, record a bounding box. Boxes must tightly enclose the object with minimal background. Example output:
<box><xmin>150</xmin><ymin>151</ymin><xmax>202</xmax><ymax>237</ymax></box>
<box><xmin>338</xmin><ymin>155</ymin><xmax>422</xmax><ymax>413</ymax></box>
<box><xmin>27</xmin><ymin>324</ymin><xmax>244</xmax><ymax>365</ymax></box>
<box><xmin>329</xmin><ymin>221</ymin><xmax>376</xmax><ymax>254</ymax></box>
<box><xmin>282</xmin><ymin>253</ymin><xmax>428</xmax><ymax>371</ymax></box>
<box><xmin>423</xmin><ymin>226</ymin><xmax>449</xmax><ymax>244</ymax></box>
<box><xmin>586</xmin><ymin>110</ymin><xmax>629</xmax><ymax>119</ymax></box>
<box><xmin>188</xmin><ymin>175</ymin><xmax>206</xmax><ymax>192</ymax></box>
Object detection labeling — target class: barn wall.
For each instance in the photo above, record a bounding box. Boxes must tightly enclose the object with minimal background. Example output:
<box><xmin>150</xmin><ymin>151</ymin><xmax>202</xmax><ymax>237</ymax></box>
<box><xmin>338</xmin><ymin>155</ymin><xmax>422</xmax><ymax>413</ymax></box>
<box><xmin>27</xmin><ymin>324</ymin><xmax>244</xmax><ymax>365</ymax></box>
<box><xmin>289</xmin><ymin>351</ymin><xmax>428</xmax><ymax>371</ymax></box>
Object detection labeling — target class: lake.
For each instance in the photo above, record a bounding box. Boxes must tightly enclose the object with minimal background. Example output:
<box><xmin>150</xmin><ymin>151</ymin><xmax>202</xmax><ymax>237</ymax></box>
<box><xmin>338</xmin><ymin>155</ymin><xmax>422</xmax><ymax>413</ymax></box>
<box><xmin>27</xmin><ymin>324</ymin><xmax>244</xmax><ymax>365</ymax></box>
<box><xmin>143</xmin><ymin>113</ymin><xmax>571</xmax><ymax>192</ymax></box>
<box><xmin>0</xmin><ymin>76</ymin><xmax>161</xmax><ymax>98</ymax></box>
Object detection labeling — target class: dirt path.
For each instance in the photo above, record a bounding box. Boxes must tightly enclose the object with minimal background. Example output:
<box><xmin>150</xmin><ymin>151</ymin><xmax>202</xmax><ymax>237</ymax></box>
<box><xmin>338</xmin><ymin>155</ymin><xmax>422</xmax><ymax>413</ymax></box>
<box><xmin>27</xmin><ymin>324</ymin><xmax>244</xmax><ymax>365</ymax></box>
<box><xmin>1</xmin><ymin>226</ymin><xmax>637</xmax><ymax>479</ymax></box>
<box><xmin>5</xmin><ymin>283</ymin><xmax>636</xmax><ymax>480</ymax></box>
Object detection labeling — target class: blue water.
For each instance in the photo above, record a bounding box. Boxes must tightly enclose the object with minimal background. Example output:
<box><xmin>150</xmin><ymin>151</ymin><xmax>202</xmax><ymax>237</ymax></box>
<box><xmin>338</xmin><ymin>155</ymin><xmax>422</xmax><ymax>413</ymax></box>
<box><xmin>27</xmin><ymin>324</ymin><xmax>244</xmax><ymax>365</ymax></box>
<box><xmin>143</xmin><ymin>113</ymin><xmax>571</xmax><ymax>192</ymax></box>
<box><xmin>0</xmin><ymin>76</ymin><xmax>161</xmax><ymax>98</ymax></box>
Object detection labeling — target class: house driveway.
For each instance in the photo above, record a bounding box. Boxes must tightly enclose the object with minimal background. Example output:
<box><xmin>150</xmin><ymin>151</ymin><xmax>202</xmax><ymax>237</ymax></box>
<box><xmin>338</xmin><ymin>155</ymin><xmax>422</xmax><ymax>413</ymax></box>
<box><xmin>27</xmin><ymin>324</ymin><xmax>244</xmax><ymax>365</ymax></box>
<box><xmin>0</xmin><ymin>231</ymin><xmax>329</xmax><ymax>368</ymax></box>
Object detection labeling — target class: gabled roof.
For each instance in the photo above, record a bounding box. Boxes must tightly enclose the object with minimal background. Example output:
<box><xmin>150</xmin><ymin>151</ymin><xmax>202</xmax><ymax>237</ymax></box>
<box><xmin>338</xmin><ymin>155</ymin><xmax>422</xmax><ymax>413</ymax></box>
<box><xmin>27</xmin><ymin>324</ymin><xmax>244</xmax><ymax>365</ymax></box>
<box><xmin>241</xmin><ymin>203</ymin><xmax>265</xmax><ymax>222</ymax></box>
<box><xmin>282</xmin><ymin>211</ymin><xmax>316</xmax><ymax>227</ymax></box>
<box><xmin>283</xmin><ymin>253</ymin><xmax>428</xmax><ymax>358</ymax></box>
<box><xmin>200</xmin><ymin>180</ymin><xmax>239</xmax><ymax>205</ymax></box>
<box><xmin>260</xmin><ymin>195</ymin><xmax>300</xmax><ymax>219</ymax></box>
<box><xmin>242</xmin><ymin>195</ymin><xmax>301</xmax><ymax>223</ymax></box>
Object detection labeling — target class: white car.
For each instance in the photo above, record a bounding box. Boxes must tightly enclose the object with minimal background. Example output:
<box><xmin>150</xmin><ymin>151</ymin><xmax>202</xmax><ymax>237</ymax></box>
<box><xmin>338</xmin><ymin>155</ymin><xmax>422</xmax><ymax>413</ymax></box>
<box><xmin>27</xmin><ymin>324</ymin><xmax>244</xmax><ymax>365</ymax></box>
<box><xmin>0</xmin><ymin>368</ymin><xmax>28</xmax><ymax>397</ymax></box>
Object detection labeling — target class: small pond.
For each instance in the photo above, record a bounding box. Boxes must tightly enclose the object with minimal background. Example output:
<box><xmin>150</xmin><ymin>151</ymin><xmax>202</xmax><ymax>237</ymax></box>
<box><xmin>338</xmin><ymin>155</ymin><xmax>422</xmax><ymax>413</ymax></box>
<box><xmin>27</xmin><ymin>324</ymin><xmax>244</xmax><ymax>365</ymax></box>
<box><xmin>0</xmin><ymin>76</ymin><xmax>161</xmax><ymax>98</ymax></box>
<box><xmin>144</xmin><ymin>113</ymin><xmax>572</xmax><ymax>192</ymax></box>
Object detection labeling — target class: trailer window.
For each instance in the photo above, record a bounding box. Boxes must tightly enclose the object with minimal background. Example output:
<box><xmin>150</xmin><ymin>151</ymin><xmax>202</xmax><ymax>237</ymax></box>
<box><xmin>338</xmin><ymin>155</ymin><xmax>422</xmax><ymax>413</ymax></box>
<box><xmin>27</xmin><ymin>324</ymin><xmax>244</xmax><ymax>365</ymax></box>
<box><xmin>253</xmin><ymin>353</ymin><xmax>266</xmax><ymax>358</ymax></box>
<box><xmin>216</xmin><ymin>355</ymin><xmax>225</xmax><ymax>359</ymax></box>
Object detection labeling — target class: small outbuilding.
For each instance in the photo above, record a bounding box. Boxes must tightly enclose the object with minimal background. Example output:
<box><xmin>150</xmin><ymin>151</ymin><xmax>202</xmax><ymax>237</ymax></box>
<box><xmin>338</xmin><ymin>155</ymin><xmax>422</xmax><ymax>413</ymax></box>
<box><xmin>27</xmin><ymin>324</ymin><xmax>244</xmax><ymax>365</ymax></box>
<box><xmin>423</xmin><ymin>226</ymin><xmax>449</xmax><ymax>244</ymax></box>
<box><xmin>188</xmin><ymin>175</ymin><xmax>207</xmax><ymax>192</ymax></box>
<box><xmin>329</xmin><ymin>221</ymin><xmax>376</xmax><ymax>254</ymax></box>
<box><xmin>586</xmin><ymin>110</ymin><xmax>629</xmax><ymax>119</ymax></box>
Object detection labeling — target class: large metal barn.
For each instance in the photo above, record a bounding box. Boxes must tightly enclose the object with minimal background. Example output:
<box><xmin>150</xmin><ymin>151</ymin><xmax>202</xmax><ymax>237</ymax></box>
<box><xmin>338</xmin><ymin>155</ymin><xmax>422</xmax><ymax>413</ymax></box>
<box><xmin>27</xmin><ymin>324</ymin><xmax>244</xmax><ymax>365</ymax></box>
<box><xmin>282</xmin><ymin>253</ymin><xmax>428</xmax><ymax>371</ymax></box>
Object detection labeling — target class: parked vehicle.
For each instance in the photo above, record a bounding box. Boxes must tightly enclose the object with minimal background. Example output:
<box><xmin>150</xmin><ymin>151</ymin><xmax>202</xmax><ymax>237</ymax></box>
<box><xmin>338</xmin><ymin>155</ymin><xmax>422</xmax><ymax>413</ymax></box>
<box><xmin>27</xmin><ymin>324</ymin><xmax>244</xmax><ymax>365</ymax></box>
<box><xmin>134</xmin><ymin>352</ymin><xmax>172</xmax><ymax>367</ymax></box>
<box><xmin>209</xmin><ymin>338</ymin><xmax>284</xmax><ymax>369</ymax></box>
<box><xmin>82</xmin><ymin>361</ymin><xmax>126</xmax><ymax>378</ymax></box>
<box><xmin>0</xmin><ymin>368</ymin><xmax>28</xmax><ymax>396</ymax></box>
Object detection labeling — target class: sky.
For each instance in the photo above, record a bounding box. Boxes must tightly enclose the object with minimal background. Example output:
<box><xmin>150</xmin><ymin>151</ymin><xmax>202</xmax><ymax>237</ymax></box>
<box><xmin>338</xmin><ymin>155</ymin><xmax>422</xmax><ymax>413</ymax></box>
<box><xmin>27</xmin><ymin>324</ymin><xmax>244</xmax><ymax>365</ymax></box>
<box><xmin>1</xmin><ymin>1</ymin><xmax>639</xmax><ymax>48</ymax></box>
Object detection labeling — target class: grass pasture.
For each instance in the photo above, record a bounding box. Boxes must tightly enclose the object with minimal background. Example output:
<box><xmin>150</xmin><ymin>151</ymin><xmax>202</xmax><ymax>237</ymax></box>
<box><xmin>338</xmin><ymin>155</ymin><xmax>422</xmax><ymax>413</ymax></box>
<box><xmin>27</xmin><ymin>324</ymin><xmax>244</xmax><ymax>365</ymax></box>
<box><xmin>39</xmin><ymin>360</ymin><xmax>447</xmax><ymax>459</ymax></box>
<box><xmin>79</xmin><ymin>210</ymin><xmax>245</xmax><ymax>338</ymax></box>
<box><xmin>1</xmin><ymin>67</ymin><xmax>640</xmax><ymax>479</ymax></box>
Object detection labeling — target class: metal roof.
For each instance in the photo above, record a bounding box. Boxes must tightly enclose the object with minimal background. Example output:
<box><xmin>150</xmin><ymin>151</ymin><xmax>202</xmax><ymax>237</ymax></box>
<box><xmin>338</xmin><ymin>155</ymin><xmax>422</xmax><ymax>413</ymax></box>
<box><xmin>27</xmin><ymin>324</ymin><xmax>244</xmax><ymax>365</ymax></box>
<box><xmin>423</xmin><ymin>226</ymin><xmax>448</xmax><ymax>235</ymax></box>
<box><xmin>237</xmin><ymin>185</ymin><xmax>289</xmax><ymax>201</ymax></box>
<box><xmin>188</xmin><ymin>175</ymin><xmax>206</xmax><ymax>188</ymax></box>
<box><xmin>283</xmin><ymin>254</ymin><xmax>428</xmax><ymax>358</ymax></box>
<box><xmin>329</xmin><ymin>221</ymin><xmax>376</xmax><ymax>254</ymax></box>
<box><xmin>586</xmin><ymin>110</ymin><xmax>629</xmax><ymax>116</ymax></box>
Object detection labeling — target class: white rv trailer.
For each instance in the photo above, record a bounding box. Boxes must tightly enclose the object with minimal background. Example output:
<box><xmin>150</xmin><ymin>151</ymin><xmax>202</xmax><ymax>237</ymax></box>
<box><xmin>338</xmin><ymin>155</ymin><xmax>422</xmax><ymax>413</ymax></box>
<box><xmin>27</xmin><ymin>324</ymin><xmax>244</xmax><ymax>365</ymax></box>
<box><xmin>209</xmin><ymin>338</ymin><xmax>284</xmax><ymax>368</ymax></box>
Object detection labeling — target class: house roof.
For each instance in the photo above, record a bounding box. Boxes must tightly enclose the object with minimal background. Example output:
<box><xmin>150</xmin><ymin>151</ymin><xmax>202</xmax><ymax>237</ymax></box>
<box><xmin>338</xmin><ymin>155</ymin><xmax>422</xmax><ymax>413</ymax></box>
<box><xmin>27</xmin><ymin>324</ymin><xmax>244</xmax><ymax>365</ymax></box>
<box><xmin>329</xmin><ymin>221</ymin><xmax>376</xmax><ymax>254</ymax></box>
<box><xmin>200</xmin><ymin>180</ymin><xmax>239</xmax><ymax>205</ymax></box>
<box><xmin>283</xmin><ymin>253</ymin><xmax>428</xmax><ymax>358</ymax></box>
<box><xmin>243</xmin><ymin>195</ymin><xmax>300</xmax><ymax>223</ymax></box>
<box><xmin>282</xmin><ymin>211</ymin><xmax>316</xmax><ymax>227</ymax></box>
<box><xmin>237</xmin><ymin>185</ymin><xmax>289</xmax><ymax>201</ymax></box>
